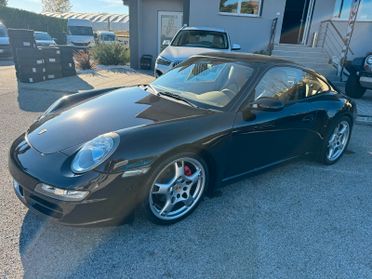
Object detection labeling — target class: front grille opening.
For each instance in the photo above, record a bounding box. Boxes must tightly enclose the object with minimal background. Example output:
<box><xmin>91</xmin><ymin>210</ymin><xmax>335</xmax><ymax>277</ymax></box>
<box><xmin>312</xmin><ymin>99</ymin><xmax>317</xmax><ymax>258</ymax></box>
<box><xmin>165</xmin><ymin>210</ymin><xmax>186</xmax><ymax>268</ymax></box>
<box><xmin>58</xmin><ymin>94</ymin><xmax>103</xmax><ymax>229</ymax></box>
<box><xmin>29</xmin><ymin>194</ymin><xmax>63</xmax><ymax>215</ymax></box>
<box><xmin>31</xmin><ymin>203</ymin><xmax>63</xmax><ymax>218</ymax></box>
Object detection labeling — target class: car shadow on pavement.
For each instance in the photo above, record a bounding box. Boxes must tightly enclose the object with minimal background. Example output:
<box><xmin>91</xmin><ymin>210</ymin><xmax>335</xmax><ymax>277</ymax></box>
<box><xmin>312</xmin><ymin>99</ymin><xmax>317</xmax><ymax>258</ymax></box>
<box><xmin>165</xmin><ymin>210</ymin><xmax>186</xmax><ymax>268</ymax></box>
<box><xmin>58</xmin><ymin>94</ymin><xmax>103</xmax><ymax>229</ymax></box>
<box><xmin>17</xmin><ymin>76</ymin><xmax>94</xmax><ymax>112</ymax></box>
<box><xmin>18</xmin><ymin>178</ymin><xmax>262</xmax><ymax>279</ymax></box>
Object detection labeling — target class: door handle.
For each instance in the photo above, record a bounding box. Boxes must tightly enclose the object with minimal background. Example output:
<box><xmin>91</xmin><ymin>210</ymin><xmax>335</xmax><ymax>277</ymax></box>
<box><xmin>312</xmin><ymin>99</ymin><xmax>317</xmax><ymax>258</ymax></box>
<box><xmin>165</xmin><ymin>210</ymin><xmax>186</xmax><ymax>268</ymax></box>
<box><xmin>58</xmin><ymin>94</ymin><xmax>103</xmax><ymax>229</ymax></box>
<box><xmin>302</xmin><ymin>114</ymin><xmax>314</xmax><ymax>122</ymax></box>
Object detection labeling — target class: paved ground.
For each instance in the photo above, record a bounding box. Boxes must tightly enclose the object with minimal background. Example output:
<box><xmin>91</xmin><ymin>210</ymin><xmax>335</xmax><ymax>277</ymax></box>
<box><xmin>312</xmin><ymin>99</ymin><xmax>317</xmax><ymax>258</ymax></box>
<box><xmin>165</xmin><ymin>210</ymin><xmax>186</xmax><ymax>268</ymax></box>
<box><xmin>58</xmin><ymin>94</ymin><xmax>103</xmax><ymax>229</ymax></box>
<box><xmin>1</xmin><ymin>65</ymin><xmax>372</xmax><ymax>278</ymax></box>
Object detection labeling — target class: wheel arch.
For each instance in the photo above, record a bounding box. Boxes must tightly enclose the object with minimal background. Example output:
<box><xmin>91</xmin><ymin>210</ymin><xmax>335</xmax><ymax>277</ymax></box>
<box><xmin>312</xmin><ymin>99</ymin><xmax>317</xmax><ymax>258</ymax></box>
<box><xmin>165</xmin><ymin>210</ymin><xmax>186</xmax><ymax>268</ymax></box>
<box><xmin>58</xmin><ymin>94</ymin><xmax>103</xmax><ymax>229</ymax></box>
<box><xmin>151</xmin><ymin>144</ymin><xmax>220</xmax><ymax>194</ymax></box>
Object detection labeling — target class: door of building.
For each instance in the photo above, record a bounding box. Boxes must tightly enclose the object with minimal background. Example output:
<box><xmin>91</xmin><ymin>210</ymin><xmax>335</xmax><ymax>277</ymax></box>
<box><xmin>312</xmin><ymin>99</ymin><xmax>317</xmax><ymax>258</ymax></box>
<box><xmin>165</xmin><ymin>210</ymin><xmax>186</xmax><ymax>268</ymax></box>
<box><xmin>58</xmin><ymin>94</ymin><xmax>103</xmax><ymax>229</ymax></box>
<box><xmin>280</xmin><ymin>0</ymin><xmax>315</xmax><ymax>44</ymax></box>
<box><xmin>158</xmin><ymin>11</ymin><xmax>183</xmax><ymax>54</ymax></box>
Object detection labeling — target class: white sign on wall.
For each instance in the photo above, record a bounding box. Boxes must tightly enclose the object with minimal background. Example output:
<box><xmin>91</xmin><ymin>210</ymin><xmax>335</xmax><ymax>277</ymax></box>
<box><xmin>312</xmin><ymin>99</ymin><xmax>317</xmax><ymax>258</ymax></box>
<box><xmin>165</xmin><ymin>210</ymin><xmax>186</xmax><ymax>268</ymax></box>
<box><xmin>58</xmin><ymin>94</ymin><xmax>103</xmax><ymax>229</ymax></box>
<box><xmin>158</xmin><ymin>11</ymin><xmax>183</xmax><ymax>53</ymax></box>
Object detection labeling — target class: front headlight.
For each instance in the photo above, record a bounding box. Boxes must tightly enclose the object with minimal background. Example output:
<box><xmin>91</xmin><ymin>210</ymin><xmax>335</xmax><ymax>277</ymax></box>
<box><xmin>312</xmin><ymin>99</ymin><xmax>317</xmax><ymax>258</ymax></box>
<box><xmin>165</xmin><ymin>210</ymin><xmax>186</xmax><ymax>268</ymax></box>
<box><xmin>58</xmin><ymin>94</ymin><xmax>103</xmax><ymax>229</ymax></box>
<box><xmin>366</xmin><ymin>55</ymin><xmax>372</xmax><ymax>65</ymax></box>
<box><xmin>156</xmin><ymin>56</ymin><xmax>172</xmax><ymax>66</ymax></box>
<box><xmin>71</xmin><ymin>132</ymin><xmax>120</xmax><ymax>173</ymax></box>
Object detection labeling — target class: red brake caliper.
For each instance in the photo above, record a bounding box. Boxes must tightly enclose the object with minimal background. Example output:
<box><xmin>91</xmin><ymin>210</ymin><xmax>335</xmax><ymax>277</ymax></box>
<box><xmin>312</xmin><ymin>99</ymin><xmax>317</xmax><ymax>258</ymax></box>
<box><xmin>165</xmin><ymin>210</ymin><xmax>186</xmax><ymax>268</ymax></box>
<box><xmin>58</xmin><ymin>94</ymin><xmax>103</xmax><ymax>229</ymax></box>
<box><xmin>184</xmin><ymin>165</ymin><xmax>192</xmax><ymax>176</ymax></box>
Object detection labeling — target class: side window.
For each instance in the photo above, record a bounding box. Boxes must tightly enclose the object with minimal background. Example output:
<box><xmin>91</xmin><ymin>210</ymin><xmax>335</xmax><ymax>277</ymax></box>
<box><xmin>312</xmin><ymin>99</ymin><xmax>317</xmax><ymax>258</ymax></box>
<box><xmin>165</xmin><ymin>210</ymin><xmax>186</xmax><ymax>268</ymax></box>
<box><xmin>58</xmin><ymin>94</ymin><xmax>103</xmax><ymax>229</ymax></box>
<box><xmin>255</xmin><ymin>67</ymin><xmax>306</xmax><ymax>104</ymax></box>
<box><xmin>303</xmin><ymin>72</ymin><xmax>330</xmax><ymax>97</ymax></box>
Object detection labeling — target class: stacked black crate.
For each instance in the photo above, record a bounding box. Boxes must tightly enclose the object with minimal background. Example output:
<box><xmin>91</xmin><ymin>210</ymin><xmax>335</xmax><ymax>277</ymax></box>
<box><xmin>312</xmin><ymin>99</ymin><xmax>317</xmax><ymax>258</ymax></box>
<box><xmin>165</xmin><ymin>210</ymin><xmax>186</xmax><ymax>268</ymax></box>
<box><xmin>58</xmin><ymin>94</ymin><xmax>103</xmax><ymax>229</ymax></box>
<box><xmin>7</xmin><ymin>29</ymin><xmax>36</xmax><ymax>60</ymax></box>
<box><xmin>59</xmin><ymin>46</ymin><xmax>76</xmax><ymax>77</ymax></box>
<box><xmin>39</xmin><ymin>46</ymin><xmax>63</xmax><ymax>80</ymax></box>
<box><xmin>15</xmin><ymin>48</ymin><xmax>46</xmax><ymax>83</ymax></box>
<box><xmin>7</xmin><ymin>29</ymin><xmax>45</xmax><ymax>83</ymax></box>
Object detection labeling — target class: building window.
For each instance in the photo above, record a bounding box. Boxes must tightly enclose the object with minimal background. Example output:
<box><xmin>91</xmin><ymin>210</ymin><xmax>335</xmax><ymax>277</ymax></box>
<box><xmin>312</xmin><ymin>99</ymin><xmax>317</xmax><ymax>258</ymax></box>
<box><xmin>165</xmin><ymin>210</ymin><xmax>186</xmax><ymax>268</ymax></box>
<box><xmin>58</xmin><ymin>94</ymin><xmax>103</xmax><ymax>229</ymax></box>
<box><xmin>219</xmin><ymin>0</ymin><xmax>262</xmax><ymax>16</ymax></box>
<box><xmin>333</xmin><ymin>0</ymin><xmax>372</xmax><ymax>21</ymax></box>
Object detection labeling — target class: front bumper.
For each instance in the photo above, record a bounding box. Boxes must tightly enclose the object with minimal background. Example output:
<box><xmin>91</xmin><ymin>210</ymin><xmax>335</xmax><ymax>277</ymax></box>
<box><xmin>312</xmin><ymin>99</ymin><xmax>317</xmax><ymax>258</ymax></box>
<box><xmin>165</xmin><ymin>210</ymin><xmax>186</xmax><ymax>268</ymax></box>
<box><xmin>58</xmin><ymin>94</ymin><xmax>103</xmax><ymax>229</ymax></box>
<box><xmin>359</xmin><ymin>75</ymin><xmax>372</xmax><ymax>89</ymax></box>
<box><xmin>8</xmin><ymin>136</ymin><xmax>147</xmax><ymax>226</ymax></box>
<box><xmin>154</xmin><ymin>63</ymin><xmax>172</xmax><ymax>77</ymax></box>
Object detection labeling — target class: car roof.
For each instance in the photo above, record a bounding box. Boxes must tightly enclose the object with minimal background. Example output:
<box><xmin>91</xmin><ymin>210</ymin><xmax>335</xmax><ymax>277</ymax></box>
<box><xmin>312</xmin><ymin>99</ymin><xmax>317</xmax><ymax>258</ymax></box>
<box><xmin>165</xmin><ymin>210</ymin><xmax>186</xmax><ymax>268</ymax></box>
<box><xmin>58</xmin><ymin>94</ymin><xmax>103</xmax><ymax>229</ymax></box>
<box><xmin>183</xmin><ymin>26</ymin><xmax>226</xmax><ymax>33</ymax></box>
<box><xmin>34</xmin><ymin>31</ymin><xmax>48</xmax><ymax>34</ymax></box>
<box><xmin>67</xmin><ymin>18</ymin><xmax>92</xmax><ymax>26</ymax></box>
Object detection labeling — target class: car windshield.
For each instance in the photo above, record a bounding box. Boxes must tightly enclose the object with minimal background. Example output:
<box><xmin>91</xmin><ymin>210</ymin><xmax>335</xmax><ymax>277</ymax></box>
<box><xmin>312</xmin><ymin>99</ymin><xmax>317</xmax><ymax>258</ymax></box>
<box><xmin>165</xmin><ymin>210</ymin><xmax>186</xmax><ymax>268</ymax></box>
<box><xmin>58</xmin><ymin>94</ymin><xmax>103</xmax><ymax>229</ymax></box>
<box><xmin>101</xmin><ymin>34</ymin><xmax>116</xmax><ymax>41</ymax></box>
<box><xmin>68</xmin><ymin>26</ymin><xmax>93</xmax><ymax>36</ymax></box>
<box><xmin>151</xmin><ymin>57</ymin><xmax>254</xmax><ymax>109</ymax></box>
<box><xmin>171</xmin><ymin>30</ymin><xmax>229</xmax><ymax>49</ymax></box>
<box><xmin>0</xmin><ymin>28</ymin><xmax>7</xmax><ymax>37</ymax></box>
<box><xmin>35</xmin><ymin>32</ymin><xmax>52</xmax><ymax>41</ymax></box>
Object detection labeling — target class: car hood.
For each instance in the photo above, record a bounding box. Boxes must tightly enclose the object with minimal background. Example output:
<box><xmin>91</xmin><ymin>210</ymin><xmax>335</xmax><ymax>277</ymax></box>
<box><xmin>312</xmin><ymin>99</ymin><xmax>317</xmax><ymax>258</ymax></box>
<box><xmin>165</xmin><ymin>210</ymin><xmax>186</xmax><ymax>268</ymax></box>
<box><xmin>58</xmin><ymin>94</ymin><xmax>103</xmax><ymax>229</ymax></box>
<box><xmin>0</xmin><ymin>37</ymin><xmax>9</xmax><ymax>45</ymax></box>
<box><xmin>160</xmin><ymin>46</ymin><xmax>222</xmax><ymax>62</ymax></box>
<box><xmin>26</xmin><ymin>87</ymin><xmax>208</xmax><ymax>154</ymax></box>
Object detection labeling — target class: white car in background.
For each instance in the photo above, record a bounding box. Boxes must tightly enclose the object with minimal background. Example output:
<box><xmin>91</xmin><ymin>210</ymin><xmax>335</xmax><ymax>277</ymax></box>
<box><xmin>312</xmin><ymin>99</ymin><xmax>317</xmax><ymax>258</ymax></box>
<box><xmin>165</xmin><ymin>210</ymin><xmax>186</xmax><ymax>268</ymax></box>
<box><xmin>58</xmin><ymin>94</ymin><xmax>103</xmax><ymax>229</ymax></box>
<box><xmin>34</xmin><ymin>31</ymin><xmax>56</xmax><ymax>47</ymax></box>
<box><xmin>154</xmin><ymin>26</ymin><xmax>240</xmax><ymax>77</ymax></box>
<box><xmin>66</xmin><ymin>18</ymin><xmax>95</xmax><ymax>48</ymax></box>
<box><xmin>96</xmin><ymin>31</ymin><xmax>116</xmax><ymax>44</ymax></box>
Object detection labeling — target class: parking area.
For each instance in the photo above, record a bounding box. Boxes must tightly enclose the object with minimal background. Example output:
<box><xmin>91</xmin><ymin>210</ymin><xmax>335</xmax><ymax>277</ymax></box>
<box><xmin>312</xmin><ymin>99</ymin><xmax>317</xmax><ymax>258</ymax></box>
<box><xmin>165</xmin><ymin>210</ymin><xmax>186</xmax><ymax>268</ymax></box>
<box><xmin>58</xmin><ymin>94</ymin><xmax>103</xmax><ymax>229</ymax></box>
<box><xmin>0</xmin><ymin>65</ymin><xmax>372</xmax><ymax>278</ymax></box>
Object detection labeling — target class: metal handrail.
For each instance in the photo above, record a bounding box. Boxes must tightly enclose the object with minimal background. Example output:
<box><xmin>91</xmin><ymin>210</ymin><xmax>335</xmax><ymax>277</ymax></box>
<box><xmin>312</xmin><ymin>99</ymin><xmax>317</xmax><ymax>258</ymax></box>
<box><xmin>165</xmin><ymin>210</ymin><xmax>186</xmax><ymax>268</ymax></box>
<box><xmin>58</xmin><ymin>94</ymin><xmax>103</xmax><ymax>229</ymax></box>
<box><xmin>318</xmin><ymin>19</ymin><xmax>354</xmax><ymax>56</ymax></box>
<box><xmin>267</xmin><ymin>17</ymin><xmax>278</xmax><ymax>55</ymax></box>
<box><xmin>328</xmin><ymin>21</ymin><xmax>346</xmax><ymax>44</ymax></box>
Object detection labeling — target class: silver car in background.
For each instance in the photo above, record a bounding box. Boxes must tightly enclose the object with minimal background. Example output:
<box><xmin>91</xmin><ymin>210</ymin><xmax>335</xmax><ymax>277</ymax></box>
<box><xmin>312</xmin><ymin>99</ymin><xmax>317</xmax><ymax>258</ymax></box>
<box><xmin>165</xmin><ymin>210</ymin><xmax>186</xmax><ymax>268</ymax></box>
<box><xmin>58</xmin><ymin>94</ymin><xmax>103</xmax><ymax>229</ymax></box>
<box><xmin>154</xmin><ymin>26</ymin><xmax>240</xmax><ymax>77</ymax></box>
<box><xmin>34</xmin><ymin>31</ymin><xmax>56</xmax><ymax>47</ymax></box>
<box><xmin>0</xmin><ymin>22</ymin><xmax>11</xmax><ymax>58</ymax></box>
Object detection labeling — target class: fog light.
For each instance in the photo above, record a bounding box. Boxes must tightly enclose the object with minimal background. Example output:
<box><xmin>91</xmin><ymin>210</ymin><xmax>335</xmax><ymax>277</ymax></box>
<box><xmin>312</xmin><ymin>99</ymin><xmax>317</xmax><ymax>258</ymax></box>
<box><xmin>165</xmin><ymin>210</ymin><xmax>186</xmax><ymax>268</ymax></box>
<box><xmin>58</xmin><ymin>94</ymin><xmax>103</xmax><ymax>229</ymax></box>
<box><xmin>35</xmin><ymin>183</ymin><xmax>89</xmax><ymax>202</ymax></box>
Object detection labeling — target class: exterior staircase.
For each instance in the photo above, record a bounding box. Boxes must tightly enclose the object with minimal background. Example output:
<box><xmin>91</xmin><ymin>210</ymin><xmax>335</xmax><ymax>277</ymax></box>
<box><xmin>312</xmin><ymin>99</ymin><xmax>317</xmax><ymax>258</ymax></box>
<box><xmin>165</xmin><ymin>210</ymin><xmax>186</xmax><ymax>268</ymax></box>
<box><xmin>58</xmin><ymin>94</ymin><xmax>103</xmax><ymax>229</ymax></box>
<box><xmin>272</xmin><ymin>44</ymin><xmax>341</xmax><ymax>85</ymax></box>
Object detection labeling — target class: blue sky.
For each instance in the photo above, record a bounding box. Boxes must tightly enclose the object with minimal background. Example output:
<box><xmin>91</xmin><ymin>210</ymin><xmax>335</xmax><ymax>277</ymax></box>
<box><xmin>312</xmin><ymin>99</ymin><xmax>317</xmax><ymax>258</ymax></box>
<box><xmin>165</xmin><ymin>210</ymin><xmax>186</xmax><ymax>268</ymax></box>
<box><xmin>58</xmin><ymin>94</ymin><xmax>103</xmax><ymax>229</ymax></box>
<box><xmin>8</xmin><ymin>0</ymin><xmax>128</xmax><ymax>14</ymax></box>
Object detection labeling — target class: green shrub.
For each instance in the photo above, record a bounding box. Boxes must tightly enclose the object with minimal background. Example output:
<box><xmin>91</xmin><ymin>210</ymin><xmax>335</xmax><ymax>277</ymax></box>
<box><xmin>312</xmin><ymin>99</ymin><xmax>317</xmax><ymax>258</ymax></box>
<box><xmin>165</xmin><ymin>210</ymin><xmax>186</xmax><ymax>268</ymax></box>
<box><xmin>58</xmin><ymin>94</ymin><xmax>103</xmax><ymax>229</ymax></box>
<box><xmin>0</xmin><ymin>6</ymin><xmax>67</xmax><ymax>44</ymax></box>
<box><xmin>91</xmin><ymin>42</ymin><xmax>130</xmax><ymax>66</ymax></box>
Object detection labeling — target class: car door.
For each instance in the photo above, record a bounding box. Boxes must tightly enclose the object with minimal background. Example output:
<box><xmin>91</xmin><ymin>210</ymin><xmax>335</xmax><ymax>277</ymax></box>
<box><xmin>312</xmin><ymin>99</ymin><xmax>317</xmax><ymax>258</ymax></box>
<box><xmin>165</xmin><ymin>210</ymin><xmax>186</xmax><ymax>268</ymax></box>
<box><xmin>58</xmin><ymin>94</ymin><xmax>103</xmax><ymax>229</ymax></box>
<box><xmin>225</xmin><ymin>66</ymin><xmax>320</xmax><ymax>180</ymax></box>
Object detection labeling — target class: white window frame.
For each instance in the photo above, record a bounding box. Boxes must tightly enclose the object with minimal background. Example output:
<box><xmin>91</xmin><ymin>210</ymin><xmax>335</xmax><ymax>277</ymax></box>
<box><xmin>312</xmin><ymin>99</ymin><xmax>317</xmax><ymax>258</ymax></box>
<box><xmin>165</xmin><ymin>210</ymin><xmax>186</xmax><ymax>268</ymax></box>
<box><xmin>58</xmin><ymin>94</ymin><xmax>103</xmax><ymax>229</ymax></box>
<box><xmin>218</xmin><ymin>0</ymin><xmax>263</xmax><ymax>17</ymax></box>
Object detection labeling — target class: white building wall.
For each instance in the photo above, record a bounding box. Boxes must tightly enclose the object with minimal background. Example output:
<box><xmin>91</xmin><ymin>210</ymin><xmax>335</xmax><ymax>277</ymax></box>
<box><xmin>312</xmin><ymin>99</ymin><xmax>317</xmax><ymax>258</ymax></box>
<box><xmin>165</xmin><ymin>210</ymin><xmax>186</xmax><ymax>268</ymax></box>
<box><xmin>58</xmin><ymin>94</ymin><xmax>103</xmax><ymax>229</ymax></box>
<box><xmin>189</xmin><ymin>0</ymin><xmax>287</xmax><ymax>53</ymax></box>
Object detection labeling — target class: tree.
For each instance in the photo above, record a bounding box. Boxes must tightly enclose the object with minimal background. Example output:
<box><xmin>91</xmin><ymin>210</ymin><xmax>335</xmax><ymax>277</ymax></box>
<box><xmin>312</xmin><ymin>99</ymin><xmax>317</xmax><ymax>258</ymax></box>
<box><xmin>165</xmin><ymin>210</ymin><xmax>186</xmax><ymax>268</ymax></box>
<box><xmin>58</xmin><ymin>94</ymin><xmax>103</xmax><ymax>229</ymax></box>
<box><xmin>0</xmin><ymin>0</ymin><xmax>8</xmax><ymax>7</ymax></box>
<box><xmin>42</xmin><ymin>0</ymin><xmax>72</xmax><ymax>13</ymax></box>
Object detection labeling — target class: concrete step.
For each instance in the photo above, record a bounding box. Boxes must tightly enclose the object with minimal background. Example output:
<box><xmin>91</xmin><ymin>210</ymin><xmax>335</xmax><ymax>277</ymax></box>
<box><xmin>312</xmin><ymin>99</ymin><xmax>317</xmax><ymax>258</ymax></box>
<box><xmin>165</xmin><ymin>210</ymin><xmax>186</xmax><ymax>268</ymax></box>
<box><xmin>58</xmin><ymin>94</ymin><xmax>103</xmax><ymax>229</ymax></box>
<box><xmin>297</xmin><ymin>61</ymin><xmax>333</xmax><ymax>68</ymax></box>
<box><xmin>307</xmin><ymin>66</ymin><xmax>337</xmax><ymax>74</ymax></box>
<box><xmin>272</xmin><ymin>50</ymin><xmax>329</xmax><ymax>59</ymax></box>
<box><xmin>330</xmin><ymin>81</ymin><xmax>345</xmax><ymax>88</ymax></box>
<box><xmin>325</xmin><ymin>73</ymin><xmax>341</xmax><ymax>81</ymax></box>
<box><xmin>273</xmin><ymin>55</ymin><xmax>330</xmax><ymax>64</ymax></box>
<box><xmin>274</xmin><ymin>44</ymin><xmax>325</xmax><ymax>52</ymax></box>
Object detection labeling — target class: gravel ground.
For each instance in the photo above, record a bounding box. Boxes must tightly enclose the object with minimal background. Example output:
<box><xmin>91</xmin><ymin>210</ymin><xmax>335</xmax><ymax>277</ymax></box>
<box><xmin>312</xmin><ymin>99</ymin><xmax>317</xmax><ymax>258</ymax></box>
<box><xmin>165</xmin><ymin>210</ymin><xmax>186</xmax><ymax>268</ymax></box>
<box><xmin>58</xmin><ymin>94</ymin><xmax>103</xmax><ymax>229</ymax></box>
<box><xmin>0</xmin><ymin>65</ymin><xmax>372</xmax><ymax>279</ymax></box>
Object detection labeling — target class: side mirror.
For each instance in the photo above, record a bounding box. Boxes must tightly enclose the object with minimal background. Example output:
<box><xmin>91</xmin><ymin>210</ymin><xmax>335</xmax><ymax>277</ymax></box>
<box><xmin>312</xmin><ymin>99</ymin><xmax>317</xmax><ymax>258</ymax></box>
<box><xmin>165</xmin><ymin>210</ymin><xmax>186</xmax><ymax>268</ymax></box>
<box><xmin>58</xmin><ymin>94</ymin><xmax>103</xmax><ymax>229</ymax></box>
<box><xmin>231</xmin><ymin>43</ymin><xmax>241</xmax><ymax>51</ymax></box>
<box><xmin>253</xmin><ymin>97</ymin><xmax>284</xmax><ymax>112</ymax></box>
<box><xmin>162</xmin><ymin>40</ymin><xmax>171</xmax><ymax>46</ymax></box>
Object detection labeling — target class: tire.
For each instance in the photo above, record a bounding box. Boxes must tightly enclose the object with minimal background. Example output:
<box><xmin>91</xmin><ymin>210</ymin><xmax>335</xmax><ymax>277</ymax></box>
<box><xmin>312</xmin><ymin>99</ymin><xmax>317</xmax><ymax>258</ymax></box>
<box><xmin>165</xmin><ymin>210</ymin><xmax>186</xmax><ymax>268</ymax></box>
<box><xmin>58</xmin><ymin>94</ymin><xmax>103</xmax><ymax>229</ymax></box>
<box><xmin>143</xmin><ymin>152</ymin><xmax>209</xmax><ymax>225</ymax></box>
<box><xmin>345</xmin><ymin>74</ymin><xmax>366</xmax><ymax>98</ymax></box>
<box><xmin>318</xmin><ymin>116</ymin><xmax>352</xmax><ymax>165</ymax></box>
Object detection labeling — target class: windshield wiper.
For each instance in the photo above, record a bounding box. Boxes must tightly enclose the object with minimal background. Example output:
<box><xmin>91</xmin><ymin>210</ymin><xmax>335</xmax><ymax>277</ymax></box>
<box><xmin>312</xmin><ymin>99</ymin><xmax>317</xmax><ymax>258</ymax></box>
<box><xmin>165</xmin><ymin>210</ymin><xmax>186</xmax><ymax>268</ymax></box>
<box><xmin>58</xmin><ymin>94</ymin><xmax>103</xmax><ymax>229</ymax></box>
<box><xmin>145</xmin><ymin>84</ymin><xmax>158</xmax><ymax>95</ymax></box>
<box><xmin>157</xmin><ymin>91</ymin><xmax>199</xmax><ymax>108</ymax></box>
<box><xmin>144</xmin><ymin>84</ymin><xmax>199</xmax><ymax>109</ymax></box>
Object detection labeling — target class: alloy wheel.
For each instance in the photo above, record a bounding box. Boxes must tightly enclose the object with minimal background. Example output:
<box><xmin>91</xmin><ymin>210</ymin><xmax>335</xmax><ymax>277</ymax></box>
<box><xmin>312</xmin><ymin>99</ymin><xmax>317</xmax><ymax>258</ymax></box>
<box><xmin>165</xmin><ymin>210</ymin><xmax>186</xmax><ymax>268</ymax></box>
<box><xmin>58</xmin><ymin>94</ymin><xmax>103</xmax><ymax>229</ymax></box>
<box><xmin>327</xmin><ymin>120</ymin><xmax>350</xmax><ymax>162</ymax></box>
<box><xmin>149</xmin><ymin>157</ymin><xmax>206</xmax><ymax>221</ymax></box>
